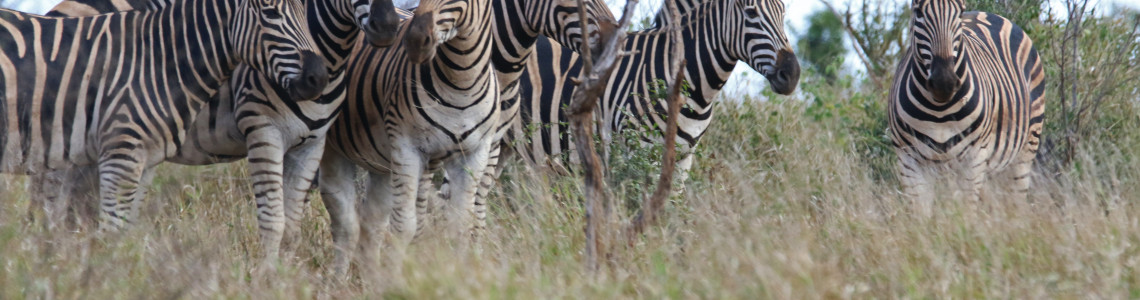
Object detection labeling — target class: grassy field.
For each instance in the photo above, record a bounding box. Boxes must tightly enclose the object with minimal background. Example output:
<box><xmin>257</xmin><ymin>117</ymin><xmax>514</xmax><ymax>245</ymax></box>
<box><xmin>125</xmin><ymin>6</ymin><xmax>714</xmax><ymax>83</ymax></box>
<box><xmin>4</xmin><ymin>1</ymin><xmax>1140</xmax><ymax>297</ymax></box>
<box><xmin>2</xmin><ymin>92</ymin><xmax>1139</xmax><ymax>298</ymax></box>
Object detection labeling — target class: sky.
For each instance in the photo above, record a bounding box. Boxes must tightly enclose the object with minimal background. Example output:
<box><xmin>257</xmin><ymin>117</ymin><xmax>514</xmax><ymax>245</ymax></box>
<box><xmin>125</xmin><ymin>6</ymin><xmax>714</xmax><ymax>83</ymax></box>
<box><xmin>4</xmin><ymin>0</ymin><xmax>1140</xmax><ymax>99</ymax></box>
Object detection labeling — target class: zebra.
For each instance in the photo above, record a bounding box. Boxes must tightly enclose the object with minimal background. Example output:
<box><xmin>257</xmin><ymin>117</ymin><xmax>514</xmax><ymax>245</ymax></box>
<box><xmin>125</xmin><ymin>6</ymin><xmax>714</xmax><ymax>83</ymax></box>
<box><xmin>37</xmin><ymin>0</ymin><xmax>403</xmax><ymax>259</ymax></box>
<box><xmin>317</xmin><ymin>0</ymin><xmax>502</xmax><ymax>278</ymax></box>
<box><xmin>501</xmin><ymin>0</ymin><xmax>799</xmax><ymax>197</ymax></box>
<box><xmin>317</xmin><ymin>1</ymin><xmax>615</xmax><ymax>277</ymax></box>
<box><xmin>38</xmin><ymin>0</ymin><xmax>613</xmax><ymax>265</ymax></box>
<box><xmin>889</xmin><ymin>0</ymin><xmax>1045</xmax><ymax>206</ymax></box>
<box><xmin>0</xmin><ymin>0</ymin><xmax>329</xmax><ymax>250</ymax></box>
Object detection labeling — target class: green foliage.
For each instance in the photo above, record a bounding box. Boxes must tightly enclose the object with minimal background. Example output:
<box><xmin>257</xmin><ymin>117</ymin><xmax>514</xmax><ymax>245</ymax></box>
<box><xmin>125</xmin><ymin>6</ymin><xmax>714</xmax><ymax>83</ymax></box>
<box><xmin>797</xmin><ymin>9</ymin><xmax>848</xmax><ymax>80</ymax></box>
<box><xmin>607</xmin><ymin>79</ymin><xmax>692</xmax><ymax>211</ymax></box>
<box><xmin>964</xmin><ymin>0</ymin><xmax>1045</xmax><ymax>33</ymax></box>
<box><xmin>800</xmin><ymin>75</ymin><xmax>896</xmax><ymax>183</ymax></box>
<box><xmin>825</xmin><ymin>0</ymin><xmax>910</xmax><ymax>86</ymax></box>
<box><xmin>1029</xmin><ymin>5</ymin><xmax>1140</xmax><ymax>168</ymax></box>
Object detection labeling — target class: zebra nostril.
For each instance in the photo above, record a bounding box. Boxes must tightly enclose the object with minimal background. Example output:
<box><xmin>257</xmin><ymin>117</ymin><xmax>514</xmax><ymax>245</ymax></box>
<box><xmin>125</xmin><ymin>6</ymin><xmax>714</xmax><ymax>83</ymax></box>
<box><xmin>305</xmin><ymin>74</ymin><xmax>320</xmax><ymax>87</ymax></box>
<box><xmin>776</xmin><ymin>69</ymin><xmax>789</xmax><ymax>83</ymax></box>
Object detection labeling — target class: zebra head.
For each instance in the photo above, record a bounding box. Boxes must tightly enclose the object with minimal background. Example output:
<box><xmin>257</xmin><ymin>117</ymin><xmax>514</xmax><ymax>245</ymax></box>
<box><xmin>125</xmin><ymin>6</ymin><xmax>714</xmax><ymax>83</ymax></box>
<box><xmin>405</xmin><ymin>0</ymin><xmax>488</xmax><ymax>64</ymax></box>
<box><xmin>353</xmin><ymin>0</ymin><xmax>403</xmax><ymax>47</ymax></box>
<box><xmin>726</xmin><ymin>0</ymin><xmax>799</xmax><ymax>95</ymax></box>
<box><xmin>518</xmin><ymin>0</ymin><xmax>616</xmax><ymax>61</ymax></box>
<box><xmin>234</xmin><ymin>0</ymin><xmax>330</xmax><ymax>101</ymax></box>
<box><xmin>911</xmin><ymin>0</ymin><xmax>964</xmax><ymax>104</ymax></box>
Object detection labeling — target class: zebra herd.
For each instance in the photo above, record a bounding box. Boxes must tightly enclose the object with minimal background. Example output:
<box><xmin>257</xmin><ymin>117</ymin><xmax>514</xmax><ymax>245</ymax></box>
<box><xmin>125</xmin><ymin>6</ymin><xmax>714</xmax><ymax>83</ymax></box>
<box><xmin>4</xmin><ymin>0</ymin><xmax>1043</xmax><ymax>278</ymax></box>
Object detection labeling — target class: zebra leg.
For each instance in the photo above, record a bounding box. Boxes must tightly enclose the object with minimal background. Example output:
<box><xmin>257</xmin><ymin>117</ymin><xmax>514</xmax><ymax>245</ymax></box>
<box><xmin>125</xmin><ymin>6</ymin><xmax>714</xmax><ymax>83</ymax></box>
<box><xmin>97</xmin><ymin>151</ymin><xmax>149</xmax><ymax>231</ymax></box>
<box><xmin>280</xmin><ymin>137</ymin><xmax>326</xmax><ymax>252</ymax></box>
<box><xmin>469</xmin><ymin>142</ymin><xmax>503</xmax><ymax>234</ymax></box>
<box><xmin>415</xmin><ymin>162</ymin><xmax>443</xmax><ymax>239</ymax></box>
<box><xmin>318</xmin><ymin>151</ymin><xmax>360</xmax><ymax>279</ymax></box>
<box><xmin>442</xmin><ymin>144</ymin><xmax>490</xmax><ymax>241</ymax></box>
<box><xmin>671</xmin><ymin>150</ymin><xmax>696</xmax><ymax>196</ymax></box>
<box><xmin>1007</xmin><ymin>155</ymin><xmax>1034</xmax><ymax>201</ymax></box>
<box><xmin>363</xmin><ymin>146</ymin><xmax>421</xmax><ymax>279</ymax></box>
<box><xmin>244</xmin><ymin>127</ymin><xmax>289</xmax><ymax>262</ymax></box>
<box><xmin>28</xmin><ymin>170</ymin><xmax>69</xmax><ymax>230</ymax></box>
<box><xmin>897</xmin><ymin>154</ymin><xmax>933</xmax><ymax>217</ymax></box>
<box><xmin>385</xmin><ymin>147</ymin><xmax>422</xmax><ymax>250</ymax></box>
<box><xmin>358</xmin><ymin>171</ymin><xmax>397</xmax><ymax>280</ymax></box>
<box><xmin>65</xmin><ymin>166</ymin><xmax>102</xmax><ymax>230</ymax></box>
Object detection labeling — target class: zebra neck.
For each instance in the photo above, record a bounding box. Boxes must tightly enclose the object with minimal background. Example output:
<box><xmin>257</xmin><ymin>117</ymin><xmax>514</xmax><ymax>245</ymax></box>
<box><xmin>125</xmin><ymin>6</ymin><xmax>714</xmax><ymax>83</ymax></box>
<box><xmin>661</xmin><ymin>0</ymin><xmax>735</xmax><ymax>99</ymax></box>
<box><xmin>428</xmin><ymin>3</ymin><xmax>495</xmax><ymax>91</ymax></box>
<box><xmin>155</xmin><ymin>0</ymin><xmax>240</xmax><ymax>98</ymax></box>
<box><xmin>312</xmin><ymin>0</ymin><xmax>365</xmax><ymax>72</ymax></box>
<box><xmin>489</xmin><ymin>0</ymin><xmax>539</xmax><ymax>95</ymax></box>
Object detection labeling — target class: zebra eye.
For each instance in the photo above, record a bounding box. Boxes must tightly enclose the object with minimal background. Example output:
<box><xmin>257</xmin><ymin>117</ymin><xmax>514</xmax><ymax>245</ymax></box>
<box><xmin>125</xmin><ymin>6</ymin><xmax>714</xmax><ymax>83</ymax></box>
<box><xmin>744</xmin><ymin>7</ymin><xmax>760</xmax><ymax>18</ymax></box>
<box><xmin>261</xmin><ymin>7</ymin><xmax>283</xmax><ymax>19</ymax></box>
<box><xmin>262</xmin><ymin>9</ymin><xmax>283</xmax><ymax>19</ymax></box>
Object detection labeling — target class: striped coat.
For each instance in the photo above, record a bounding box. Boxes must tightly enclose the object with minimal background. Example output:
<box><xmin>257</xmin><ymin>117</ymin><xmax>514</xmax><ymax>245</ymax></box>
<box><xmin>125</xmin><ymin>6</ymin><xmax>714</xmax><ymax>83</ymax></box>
<box><xmin>889</xmin><ymin>0</ymin><xmax>1045</xmax><ymax>205</ymax></box>
<box><xmin>1</xmin><ymin>0</ymin><xmax>327</xmax><ymax>253</ymax></box>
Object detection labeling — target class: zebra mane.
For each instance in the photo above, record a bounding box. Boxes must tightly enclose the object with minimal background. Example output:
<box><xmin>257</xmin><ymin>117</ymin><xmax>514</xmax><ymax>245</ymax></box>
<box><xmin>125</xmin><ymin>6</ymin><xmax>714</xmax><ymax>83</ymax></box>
<box><xmin>643</xmin><ymin>0</ymin><xmax>720</xmax><ymax>34</ymax></box>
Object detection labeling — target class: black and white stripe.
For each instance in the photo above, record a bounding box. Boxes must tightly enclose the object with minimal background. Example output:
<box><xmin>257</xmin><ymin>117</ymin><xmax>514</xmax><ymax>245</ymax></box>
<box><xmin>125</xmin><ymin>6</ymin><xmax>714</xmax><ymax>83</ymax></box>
<box><xmin>509</xmin><ymin>0</ymin><xmax>799</xmax><ymax>192</ymax></box>
<box><xmin>889</xmin><ymin>0</ymin><xmax>1045</xmax><ymax>204</ymax></box>
<box><xmin>4</xmin><ymin>0</ymin><xmax>328</xmax><ymax>258</ymax></box>
<box><xmin>318</xmin><ymin>0</ymin><xmax>500</xmax><ymax>277</ymax></box>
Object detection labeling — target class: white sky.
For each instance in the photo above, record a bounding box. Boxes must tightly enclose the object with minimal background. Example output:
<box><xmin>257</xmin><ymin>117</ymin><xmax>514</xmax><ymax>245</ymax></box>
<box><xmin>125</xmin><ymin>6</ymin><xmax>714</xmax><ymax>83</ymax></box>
<box><xmin>5</xmin><ymin>0</ymin><xmax>1140</xmax><ymax>99</ymax></box>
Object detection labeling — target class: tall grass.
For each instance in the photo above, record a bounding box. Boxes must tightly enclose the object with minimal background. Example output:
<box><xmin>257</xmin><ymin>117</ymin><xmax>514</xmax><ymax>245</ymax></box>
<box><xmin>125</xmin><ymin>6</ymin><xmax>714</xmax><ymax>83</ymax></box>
<box><xmin>4</xmin><ymin>2</ymin><xmax>1140</xmax><ymax>297</ymax></box>
<box><xmin>2</xmin><ymin>89</ymin><xmax>1139</xmax><ymax>298</ymax></box>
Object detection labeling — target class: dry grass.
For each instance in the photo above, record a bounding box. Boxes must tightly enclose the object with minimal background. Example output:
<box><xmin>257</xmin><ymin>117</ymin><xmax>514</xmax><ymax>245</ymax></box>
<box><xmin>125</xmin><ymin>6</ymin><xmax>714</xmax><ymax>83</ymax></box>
<box><xmin>3</xmin><ymin>99</ymin><xmax>1140</xmax><ymax>299</ymax></box>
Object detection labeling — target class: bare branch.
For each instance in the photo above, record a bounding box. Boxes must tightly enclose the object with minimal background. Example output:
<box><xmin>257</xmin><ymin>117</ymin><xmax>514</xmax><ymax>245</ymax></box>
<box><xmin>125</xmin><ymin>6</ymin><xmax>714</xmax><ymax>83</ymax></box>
<box><xmin>626</xmin><ymin>0</ymin><xmax>685</xmax><ymax>241</ymax></box>
<box><xmin>571</xmin><ymin>0</ymin><xmax>638</xmax><ymax>271</ymax></box>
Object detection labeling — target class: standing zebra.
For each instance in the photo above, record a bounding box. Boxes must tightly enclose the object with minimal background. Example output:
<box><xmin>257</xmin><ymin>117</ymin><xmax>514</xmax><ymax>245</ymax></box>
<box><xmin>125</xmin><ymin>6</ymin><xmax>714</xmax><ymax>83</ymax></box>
<box><xmin>889</xmin><ymin>0</ymin><xmax>1045</xmax><ymax>206</ymax></box>
<box><xmin>319</xmin><ymin>0</ymin><xmax>501</xmax><ymax>278</ymax></box>
<box><xmin>0</xmin><ymin>0</ymin><xmax>329</xmax><ymax>233</ymax></box>
<box><xmin>38</xmin><ymin>0</ymin><xmax>403</xmax><ymax>259</ymax></box>
<box><xmin>39</xmin><ymin>0</ymin><xmax>613</xmax><ymax>264</ymax></box>
<box><xmin>507</xmin><ymin>0</ymin><xmax>799</xmax><ymax>193</ymax></box>
<box><xmin>321</xmin><ymin>1</ymin><xmax>615</xmax><ymax>277</ymax></box>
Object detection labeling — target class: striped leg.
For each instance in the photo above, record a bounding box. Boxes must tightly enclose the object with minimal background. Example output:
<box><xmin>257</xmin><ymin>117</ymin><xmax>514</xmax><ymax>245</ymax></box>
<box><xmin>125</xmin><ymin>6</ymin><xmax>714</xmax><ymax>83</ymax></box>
<box><xmin>281</xmin><ymin>136</ymin><xmax>326</xmax><ymax>251</ymax></box>
<box><xmin>898</xmin><ymin>154</ymin><xmax>933</xmax><ymax>217</ymax></box>
<box><xmin>443</xmin><ymin>143</ymin><xmax>490</xmax><ymax>241</ymax></box>
<box><xmin>386</xmin><ymin>146</ymin><xmax>422</xmax><ymax>249</ymax></box>
<box><xmin>671</xmin><ymin>150</ymin><xmax>696</xmax><ymax>196</ymax></box>
<box><xmin>318</xmin><ymin>151</ymin><xmax>360</xmax><ymax>279</ymax></box>
<box><xmin>415</xmin><ymin>168</ymin><xmax>442</xmax><ymax>239</ymax></box>
<box><xmin>30</xmin><ymin>167</ymin><xmax>101</xmax><ymax>231</ymax></box>
<box><xmin>68</xmin><ymin>167</ymin><xmax>102</xmax><ymax>230</ymax></box>
<box><xmin>362</xmin><ymin>145</ymin><xmax>421</xmax><ymax>278</ymax></box>
<box><xmin>97</xmin><ymin>147</ymin><xmax>150</xmax><ymax>231</ymax></box>
<box><xmin>961</xmin><ymin>164</ymin><xmax>985</xmax><ymax>203</ymax></box>
<box><xmin>28</xmin><ymin>170</ymin><xmax>70</xmax><ymax>230</ymax></box>
<box><xmin>358</xmin><ymin>171</ymin><xmax>396</xmax><ymax>279</ymax></box>
<box><xmin>244</xmin><ymin>126</ymin><xmax>288</xmax><ymax>261</ymax></box>
<box><xmin>470</xmin><ymin>142</ymin><xmax>502</xmax><ymax>233</ymax></box>
<box><xmin>1008</xmin><ymin>147</ymin><xmax>1036</xmax><ymax>201</ymax></box>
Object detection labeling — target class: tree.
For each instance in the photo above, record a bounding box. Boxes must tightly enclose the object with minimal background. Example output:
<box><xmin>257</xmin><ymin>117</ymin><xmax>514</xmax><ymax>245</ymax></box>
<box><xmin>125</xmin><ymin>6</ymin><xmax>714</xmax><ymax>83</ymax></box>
<box><xmin>798</xmin><ymin>9</ymin><xmax>847</xmax><ymax>80</ymax></box>
<box><xmin>822</xmin><ymin>0</ymin><xmax>910</xmax><ymax>88</ymax></box>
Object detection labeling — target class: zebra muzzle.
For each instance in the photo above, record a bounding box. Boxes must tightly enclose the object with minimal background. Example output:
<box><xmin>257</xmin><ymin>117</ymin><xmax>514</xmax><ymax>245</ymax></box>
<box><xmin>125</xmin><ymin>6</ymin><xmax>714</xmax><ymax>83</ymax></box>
<box><xmin>288</xmin><ymin>51</ymin><xmax>330</xmax><ymax>101</ymax></box>
<box><xmin>363</xmin><ymin>0</ymin><xmax>402</xmax><ymax>48</ymax></box>
<box><xmin>405</xmin><ymin>11</ymin><xmax>438</xmax><ymax>64</ymax></box>
<box><xmin>765</xmin><ymin>49</ymin><xmax>801</xmax><ymax>95</ymax></box>
<box><xmin>926</xmin><ymin>56</ymin><xmax>960</xmax><ymax>104</ymax></box>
